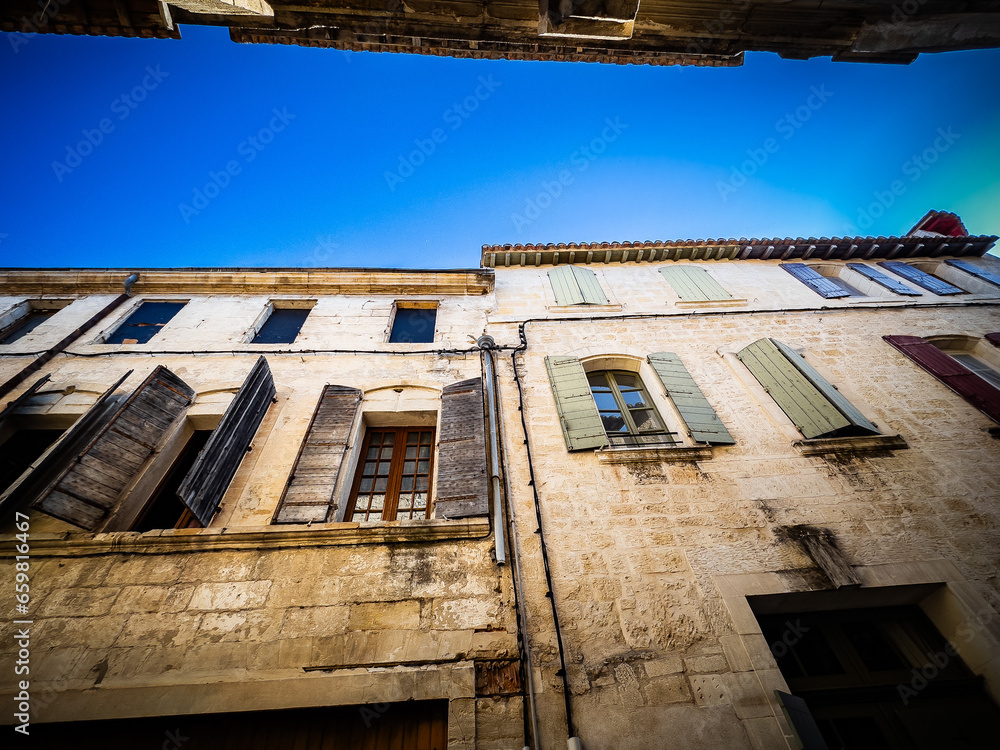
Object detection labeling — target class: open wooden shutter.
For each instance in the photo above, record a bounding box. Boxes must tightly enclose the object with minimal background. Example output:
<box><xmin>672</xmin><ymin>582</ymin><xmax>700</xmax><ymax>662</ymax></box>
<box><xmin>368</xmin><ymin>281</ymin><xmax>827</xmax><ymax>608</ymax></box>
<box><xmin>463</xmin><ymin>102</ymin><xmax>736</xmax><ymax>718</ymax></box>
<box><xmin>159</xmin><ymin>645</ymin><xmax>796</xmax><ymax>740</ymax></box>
<box><xmin>647</xmin><ymin>353</ymin><xmax>734</xmax><ymax>444</ymax></box>
<box><xmin>945</xmin><ymin>258</ymin><xmax>1000</xmax><ymax>287</ymax></box>
<box><xmin>659</xmin><ymin>266</ymin><xmax>732</xmax><ymax>301</ymax></box>
<box><xmin>273</xmin><ymin>385</ymin><xmax>361</xmax><ymax>524</ymax></box>
<box><xmin>178</xmin><ymin>356</ymin><xmax>275</xmax><ymax>526</ymax></box>
<box><xmin>780</xmin><ymin>264</ymin><xmax>851</xmax><ymax>299</ymax></box>
<box><xmin>31</xmin><ymin>367</ymin><xmax>194</xmax><ymax>529</ymax></box>
<box><xmin>878</xmin><ymin>261</ymin><xmax>965</xmax><ymax>295</ymax></box>
<box><xmin>435</xmin><ymin>378</ymin><xmax>490</xmax><ymax>519</ymax></box>
<box><xmin>775</xmin><ymin>691</ymin><xmax>830</xmax><ymax>750</ymax></box>
<box><xmin>883</xmin><ymin>335</ymin><xmax>1000</xmax><ymax>424</ymax></box>
<box><xmin>0</xmin><ymin>374</ymin><xmax>51</xmax><ymax>428</ymax></box>
<box><xmin>0</xmin><ymin>371</ymin><xmax>133</xmax><ymax>520</ymax></box>
<box><xmin>544</xmin><ymin>355</ymin><xmax>607</xmax><ymax>451</ymax></box>
<box><xmin>845</xmin><ymin>263</ymin><xmax>921</xmax><ymax>296</ymax></box>
<box><xmin>737</xmin><ymin>338</ymin><xmax>879</xmax><ymax>439</ymax></box>
<box><xmin>548</xmin><ymin>266</ymin><xmax>608</xmax><ymax>305</ymax></box>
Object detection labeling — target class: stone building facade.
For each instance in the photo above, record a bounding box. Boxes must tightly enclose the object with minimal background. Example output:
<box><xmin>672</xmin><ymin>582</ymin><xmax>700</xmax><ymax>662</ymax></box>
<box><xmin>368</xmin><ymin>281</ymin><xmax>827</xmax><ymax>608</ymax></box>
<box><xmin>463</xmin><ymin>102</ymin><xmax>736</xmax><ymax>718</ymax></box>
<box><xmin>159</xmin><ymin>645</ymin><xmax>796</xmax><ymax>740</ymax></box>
<box><xmin>2</xmin><ymin>212</ymin><xmax>1000</xmax><ymax>749</ymax></box>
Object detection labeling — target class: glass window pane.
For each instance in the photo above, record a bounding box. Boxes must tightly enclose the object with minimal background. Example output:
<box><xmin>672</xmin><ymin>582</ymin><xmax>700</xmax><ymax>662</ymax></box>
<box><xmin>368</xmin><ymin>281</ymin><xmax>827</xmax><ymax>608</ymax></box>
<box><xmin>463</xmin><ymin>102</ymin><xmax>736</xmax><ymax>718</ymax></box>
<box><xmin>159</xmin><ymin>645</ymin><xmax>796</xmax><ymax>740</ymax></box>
<box><xmin>590</xmin><ymin>391</ymin><xmax>619</xmax><ymax>411</ymax></box>
<box><xmin>417</xmin><ymin>460</ymin><xmax>429</xmax><ymax>473</ymax></box>
<box><xmin>621</xmin><ymin>389</ymin><xmax>647</xmax><ymax>408</ymax></box>
<box><xmin>370</xmin><ymin>494</ymin><xmax>384</xmax><ymax>511</ymax></box>
<box><xmin>414</xmin><ymin>494</ymin><xmax>427</xmax><ymax>510</ymax></box>
<box><xmin>352</xmin><ymin>512</ymin><xmax>368</xmax><ymax>522</ymax></box>
<box><xmin>600</xmin><ymin>413</ymin><xmax>627</xmax><ymax>432</ymax></box>
<box><xmin>403</xmin><ymin>460</ymin><xmax>416</xmax><ymax>475</ymax></box>
<box><xmin>389</xmin><ymin>307</ymin><xmax>436</xmax><ymax>343</ymax></box>
<box><xmin>416</xmin><ymin>476</ymin><xmax>428</xmax><ymax>492</ymax></box>
<box><xmin>383</xmin><ymin>432</ymin><xmax>395</xmax><ymax>445</ymax></box>
<box><xmin>374</xmin><ymin>477</ymin><xmax>387</xmax><ymax>492</ymax></box>
<box><xmin>587</xmin><ymin>372</ymin><xmax>610</xmax><ymax>388</ymax></box>
<box><xmin>630</xmin><ymin>409</ymin><xmax>660</xmax><ymax>431</ymax></box>
<box><xmin>418</xmin><ymin>445</ymin><xmax>431</xmax><ymax>458</ymax></box>
<box><xmin>614</xmin><ymin>372</ymin><xmax>638</xmax><ymax>388</ymax></box>
<box><xmin>376</xmin><ymin>461</ymin><xmax>391</xmax><ymax>476</ymax></box>
<box><xmin>363</xmin><ymin>461</ymin><xmax>377</xmax><ymax>475</ymax></box>
<box><xmin>842</xmin><ymin>621</ymin><xmax>909</xmax><ymax>672</ymax></box>
<box><xmin>366</xmin><ymin>446</ymin><xmax>379</xmax><ymax>459</ymax></box>
<box><xmin>405</xmin><ymin>446</ymin><xmax>418</xmax><ymax>458</ymax></box>
<box><xmin>359</xmin><ymin>477</ymin><xmax>373</xmax><ymax>493</ymax></box>
<box><xmin>401</xmin><ymin>476</ymin><xmax>414</xmax><ymax>492</ymax></box>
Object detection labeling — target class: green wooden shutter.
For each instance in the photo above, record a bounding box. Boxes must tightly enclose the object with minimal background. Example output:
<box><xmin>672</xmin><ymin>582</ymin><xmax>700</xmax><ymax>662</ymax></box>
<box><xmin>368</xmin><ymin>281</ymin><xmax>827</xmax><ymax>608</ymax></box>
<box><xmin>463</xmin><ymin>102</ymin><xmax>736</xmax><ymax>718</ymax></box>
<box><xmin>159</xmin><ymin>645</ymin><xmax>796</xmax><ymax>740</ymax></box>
<box><xmin>548</xmin><ymin>266</ymin><xmax>608</xmax><ymax>305</ymax></box>
<box><xmin>571</xmin><ymin>266</ymin><xmax>609</xmax><ymax>304</ymax></box>
<box><xmin>737</xmin><ymin>338</ymin><xmax>879</xmax><ymax>439</ymax></box>
<box><xmin>544</xmin><ymin>356</ymin><xmax>607</xmax><ymax>451</ymax></box>
<box><xmin>647</xmin><ymin>353</ymin><xmax>734</xmax><ymax>444</ymax></box>
<box><xmin>659</xmin><ymin>267</ymin><xmax>732</xmax><ymax>301</ymax></box>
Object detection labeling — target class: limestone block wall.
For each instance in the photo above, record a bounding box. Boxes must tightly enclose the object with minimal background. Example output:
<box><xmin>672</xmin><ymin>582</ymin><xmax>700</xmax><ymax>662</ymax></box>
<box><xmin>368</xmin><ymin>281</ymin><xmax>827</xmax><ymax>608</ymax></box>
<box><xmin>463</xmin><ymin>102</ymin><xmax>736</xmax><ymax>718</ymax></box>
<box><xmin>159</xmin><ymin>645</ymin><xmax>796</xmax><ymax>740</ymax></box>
<box><xmin>497</xmin><ymin>298</ymin><xmax>1000</xmax><ymax>750</ymax></box>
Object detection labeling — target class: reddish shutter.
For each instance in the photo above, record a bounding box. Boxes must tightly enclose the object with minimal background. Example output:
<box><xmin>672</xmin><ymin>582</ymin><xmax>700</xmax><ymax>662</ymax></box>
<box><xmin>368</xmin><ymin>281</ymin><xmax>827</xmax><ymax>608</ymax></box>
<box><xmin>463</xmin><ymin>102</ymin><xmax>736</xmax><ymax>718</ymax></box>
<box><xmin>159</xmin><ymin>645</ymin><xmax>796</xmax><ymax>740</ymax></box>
<box><xmin>987</xmin><ymin>333</ymin><xmax>1000</xmax><ymax>348</ymax></box>
<box><xmin>883</xmin><ymin>335</ymin><xmax>1000</xmax><ymax>423</ymax></box>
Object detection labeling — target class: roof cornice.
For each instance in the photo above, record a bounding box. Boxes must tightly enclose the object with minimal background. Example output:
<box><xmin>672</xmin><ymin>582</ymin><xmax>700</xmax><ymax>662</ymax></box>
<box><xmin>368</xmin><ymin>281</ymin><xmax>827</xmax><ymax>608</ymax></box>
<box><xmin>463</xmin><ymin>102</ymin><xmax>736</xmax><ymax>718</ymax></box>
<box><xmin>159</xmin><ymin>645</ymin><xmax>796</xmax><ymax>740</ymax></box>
<box><xmin>480</xmin><ymin>235</ymin><xmax>998</xmax><ymax>268</ymax></box>
<box><xmin>0</xmin><ymin>268</ymin><xmax>494</xmax><ymax>296</ymax></box>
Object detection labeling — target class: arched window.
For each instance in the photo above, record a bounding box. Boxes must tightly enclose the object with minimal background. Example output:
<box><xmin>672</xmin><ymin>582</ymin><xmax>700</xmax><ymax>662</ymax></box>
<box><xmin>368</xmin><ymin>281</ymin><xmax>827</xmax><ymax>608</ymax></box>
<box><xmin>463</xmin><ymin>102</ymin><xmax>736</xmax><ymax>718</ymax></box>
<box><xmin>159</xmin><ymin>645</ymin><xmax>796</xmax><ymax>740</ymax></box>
<box><xmin>586</xmin><ymin>370</ymin><xmax>672</xmax><ymax>447</ymax></box>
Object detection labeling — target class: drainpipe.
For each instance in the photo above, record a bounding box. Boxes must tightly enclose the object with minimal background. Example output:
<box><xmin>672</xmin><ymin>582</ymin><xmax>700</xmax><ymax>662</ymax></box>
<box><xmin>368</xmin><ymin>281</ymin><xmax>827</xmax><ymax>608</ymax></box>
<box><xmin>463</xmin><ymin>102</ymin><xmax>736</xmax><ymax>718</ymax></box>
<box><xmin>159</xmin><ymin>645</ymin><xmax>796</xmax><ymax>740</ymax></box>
<box><xmin>0</xmin><ymin>273</ymin><xmax>139</xmax><ymax>401</ymax></box>
<box><xmin>477</xmin><ymin>334</ymin><xmax>507</xmax><ymax>565</ymax></box>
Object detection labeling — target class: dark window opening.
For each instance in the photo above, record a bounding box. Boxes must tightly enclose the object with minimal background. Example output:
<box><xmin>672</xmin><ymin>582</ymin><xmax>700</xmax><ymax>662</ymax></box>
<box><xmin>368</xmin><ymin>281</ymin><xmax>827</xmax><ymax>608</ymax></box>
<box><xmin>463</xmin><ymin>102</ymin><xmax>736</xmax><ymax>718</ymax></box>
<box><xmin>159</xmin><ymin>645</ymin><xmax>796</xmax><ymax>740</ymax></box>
<box><xmin>759</xmin><ymin>606</ymin><xmax>1000</xmax><ymax>750</ymax></box>
<box><xmin>251</xmin><ymin>307</ymin><xmax>310</xmax><ymax>344</ymax></box>
<box><xmin>131</xmin><ymin>430</ymin><xmax>212</xmax><ymax>531</ymax></box>
<box><xmin>389</xmin><ymin>306</ymin><xmax>437</xmax><ymax>343</ymax></box>
<box><xmin>0</xmin><ymin>309</ymin><xmax>57</xmax><ymax>344</ymax></box>
<box><xmin>825</xmin><ymin>277</ymin><xmax>865</xmax><ymax>297</ymax></box>
<box><xmin>347</xmin><ymin>426</ymin><xmax>434</xmax><ymax>521</ymax></box>
<box><xmin>0</xmin><ymin>429</ymin><xmax>64</xmax><ymax>494</ymax></box>
<box><xmin>106</xmin><ymin>302</ymin><xmax>185</xmax><ymax>344</ymax></box>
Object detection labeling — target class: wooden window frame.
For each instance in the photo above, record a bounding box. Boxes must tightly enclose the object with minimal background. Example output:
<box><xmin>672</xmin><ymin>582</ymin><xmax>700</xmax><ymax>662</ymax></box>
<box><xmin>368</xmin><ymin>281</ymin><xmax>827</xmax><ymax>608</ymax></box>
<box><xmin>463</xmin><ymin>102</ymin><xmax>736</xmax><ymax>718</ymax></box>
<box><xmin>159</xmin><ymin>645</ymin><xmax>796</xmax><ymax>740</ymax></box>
<box><xmin>346</xmin><ymin>426</ymin><xmax>436</xmax><ymax>522</ymax></box>
<box><xmin>586</xmin><ymin>369</ymin><xmax>675</xmax><ymax>447</ymax></box>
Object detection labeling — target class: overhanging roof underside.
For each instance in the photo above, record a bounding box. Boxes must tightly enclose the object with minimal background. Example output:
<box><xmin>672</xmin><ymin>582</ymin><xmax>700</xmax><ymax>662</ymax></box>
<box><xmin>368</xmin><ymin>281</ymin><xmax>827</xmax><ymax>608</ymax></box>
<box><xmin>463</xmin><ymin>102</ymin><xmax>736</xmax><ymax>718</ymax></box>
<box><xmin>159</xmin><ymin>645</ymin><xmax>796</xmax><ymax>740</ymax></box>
<box><xmin>480</xmin><ymin>235</ymin><xmax>999</xmax><ymax>267</ymax></box>
<box><xmin>4</xmin><ymin>1</ymin><xmax>1000</xmax><ymax>66</ymax></box>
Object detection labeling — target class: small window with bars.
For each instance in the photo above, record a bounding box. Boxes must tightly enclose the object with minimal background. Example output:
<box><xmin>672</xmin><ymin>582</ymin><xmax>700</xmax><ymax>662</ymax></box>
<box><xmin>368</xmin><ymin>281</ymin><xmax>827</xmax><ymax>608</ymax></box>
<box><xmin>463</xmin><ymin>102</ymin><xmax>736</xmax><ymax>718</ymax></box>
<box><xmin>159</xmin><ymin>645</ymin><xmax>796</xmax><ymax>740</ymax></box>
<box><xmin>347</xmin><ymin>427</ymin><xmax>435</xmax><ymax>521</ymax></box>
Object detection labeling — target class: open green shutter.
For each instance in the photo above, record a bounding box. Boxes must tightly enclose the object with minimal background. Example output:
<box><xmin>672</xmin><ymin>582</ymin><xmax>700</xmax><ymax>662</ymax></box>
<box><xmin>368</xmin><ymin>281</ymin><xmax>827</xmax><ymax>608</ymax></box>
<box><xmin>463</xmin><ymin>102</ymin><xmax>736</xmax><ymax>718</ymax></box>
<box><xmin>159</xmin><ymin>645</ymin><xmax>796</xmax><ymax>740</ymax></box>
<box><xmin>647</xmin><ymin>353</ymin><xmax>734</xmax><ymax>444</ymax></box>
<box><xmin>571</xmin><ymin>266</ymin><xmax>609</xmax><ymax>304</ymax></box>
<box><xmin>770</xmin><ymin>340</ymin><xmax>880</xmax><ymax>435</ymax></box>
<box><xmin>659</xmin><ymin>267</ymin><xmax>732</xmax><ymax>301</ymax></box>
<box><xmin>737</xmin><ymin>338</ymin><xmax>880</xmax><ymax>439</ymax></box>
<box><xmin>548</xmin><ymin>266</ymin><xmax>584</xmax><ymax>305</ymax></box>
<box><xmin>544</xmin><ymin>356</ymin><xmax>607</xmax><ymax>451</ymax></box>
<box><xmin>548</xmin><ymin>266</ymin><xmax>608</xmax><ymax>305</ymax></box>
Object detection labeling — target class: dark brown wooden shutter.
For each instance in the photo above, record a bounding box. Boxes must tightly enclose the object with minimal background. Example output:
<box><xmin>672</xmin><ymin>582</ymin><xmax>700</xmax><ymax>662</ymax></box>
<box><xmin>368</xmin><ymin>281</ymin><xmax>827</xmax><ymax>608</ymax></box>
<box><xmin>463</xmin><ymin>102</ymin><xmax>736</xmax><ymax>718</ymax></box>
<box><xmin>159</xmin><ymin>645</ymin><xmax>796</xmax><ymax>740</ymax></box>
<box><xmin>31</xmin><ymin>367</ymin><xmax>194</xmax><ymax>529</ymax></box>
<box><xmin>884</xmin><ymin>335</ymin><xmax>1000</xmax><ymax>424</ymax></box>
<box><xmin>273</xmin><ymin>385</ymin><xmax>361</xmax><ymax>524</ymax></box>
<box><xmin>178</xmin><ymin>356</ymin><xmax>276</xmax><ymax>527</ymax></box>
<box><xmin>435</xmin><ymin>377</ymin><xmax>489</xmax><ymax>519</ymax></box>
<box><xmin>987</xmin><ymin>333</ymin><xmax>1000</xmax><ymax>348</ymax></box>
<box><xmin>0</xmin><ymin>371</ymin><xmax>133</xmax><ymax>519</ymax></box>
<box><xmin>0</xmin><ymin>374</ymin><xmax>51</xmax><ymax>428</ymax></box>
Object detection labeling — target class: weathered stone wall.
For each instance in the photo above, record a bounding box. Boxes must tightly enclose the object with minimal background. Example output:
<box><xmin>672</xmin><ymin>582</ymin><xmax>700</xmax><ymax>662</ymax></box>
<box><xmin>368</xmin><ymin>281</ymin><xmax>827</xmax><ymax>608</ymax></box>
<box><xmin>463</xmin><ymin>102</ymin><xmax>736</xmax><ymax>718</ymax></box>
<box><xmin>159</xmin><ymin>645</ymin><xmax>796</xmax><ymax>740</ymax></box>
<box><xmin>496</xmin><ymin>265</ymin><xmax>1000</xmax><ymax>749</ymax></box>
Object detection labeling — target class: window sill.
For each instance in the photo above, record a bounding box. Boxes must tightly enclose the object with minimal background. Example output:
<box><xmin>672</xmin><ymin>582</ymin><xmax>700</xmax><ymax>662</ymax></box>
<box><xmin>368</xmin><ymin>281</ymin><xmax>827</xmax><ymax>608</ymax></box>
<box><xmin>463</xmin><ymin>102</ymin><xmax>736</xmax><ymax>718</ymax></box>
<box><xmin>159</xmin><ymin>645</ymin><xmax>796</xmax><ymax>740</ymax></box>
<box><xmin>595</xmin><ymin>444</ymin><xmax>713</xmax><ymax>464</ymax></box>
<box><xmin>792</xmin><ymin>433</ymin><xmax>908</xmax><ymax>456</ymax></box>
<box><xmin>0</xmin><ymin>517</ymin><xmax>492</xmax><ymax>557</ymax></box>
<box><xmin>674</xmin><ymin>298</ymin><xmax>748</xmax><ymax>309</ymax></box>
<box><xmin>546</xmin><ymin>303</ymin><xmax>623</xmax><ymax>314</ymax></box>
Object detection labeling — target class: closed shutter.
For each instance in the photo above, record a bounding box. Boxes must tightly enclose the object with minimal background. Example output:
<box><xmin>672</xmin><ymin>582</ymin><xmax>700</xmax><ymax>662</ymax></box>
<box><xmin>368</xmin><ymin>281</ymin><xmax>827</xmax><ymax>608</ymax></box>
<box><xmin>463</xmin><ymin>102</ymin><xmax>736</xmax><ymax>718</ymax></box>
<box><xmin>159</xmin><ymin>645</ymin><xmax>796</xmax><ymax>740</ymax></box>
<box><xmin>177</xmin><ymin>356</ymin><xmax>276</xmax><ymax>526</ymax></box>
<box><xmin>883</xmin><ymin>335</ymin><xmax>1000</xmax><ymax>424</ymax></box>
<box><xmin>659</xmin><ymin>266</ymin><xmax>733</xmax><ymax>301</ymax></box>
<box><xmin>548</xmin><ymin>265</ymin><xmax>608</xmax><ymax>305</ymax></box>
<box><xmin>780</xmin><ymin>264</ymin><xmax>852</xmax><ymax>298</ymax></box>
<box><xmin>775</xmin><ymin>691</ymin><xmax>831</xmax><ymax>750</ymax></box>
<box><xmin>435</xmin><ymin>378</ymin><xmax>490</xmax><ymax>518</ymax></box>
<box><xmin>0</xmin><ymin>374</ymin><xmax>51</xmax><ymax>428</ymax></box>
<box><xmin>32</xmin><ymin>367</ymin><xmax>194</xmax><ymax>530</ymax></box>
<box><xmin>273</xmin><ymin>385</ymin><xmax>361</xmax><ymax>524</ymax></box>
<box><xmin>0</xmin><ymin>371</ymin><xmax>133</xmax><ymax>519</ymax></box>
<box><xmin>987</xmin><ymin>333</ymin><xmax>1000</xmax><ymax>348</ymax></box>
<box><xmin>647</xmin><ymin>353</ymin><xmax>734</xmax><ymax>444</ymax></box>
<box><xmin>945</xmin><ymin>258</ymin><xmax>1000</xmax><ymax>287</ymax></box>
<box><xmin>544</xmin><ymin>356</ymin><xmax>607</xmax><ymax>451</ymax></box>
<box><xmin>737</xmin><ymin>338</ymin><xmax>879</xmax><ymax>439</ymax></box>
<box><xmin>878</xmin><ymin>261</ymin><xmax>965</xmax><ymax>295</ymax></box>
<box><xmin>845</xmin><ymin>263</ymin><xmax>921</xmax><ymax>296</ymax></box>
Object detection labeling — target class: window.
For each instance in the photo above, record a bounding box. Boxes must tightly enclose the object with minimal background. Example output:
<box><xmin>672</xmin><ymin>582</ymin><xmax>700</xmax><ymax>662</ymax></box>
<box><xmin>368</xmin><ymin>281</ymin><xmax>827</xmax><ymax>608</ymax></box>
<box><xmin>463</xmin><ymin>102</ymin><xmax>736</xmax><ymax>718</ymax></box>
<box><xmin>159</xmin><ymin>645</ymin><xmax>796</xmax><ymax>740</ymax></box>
<box><xmin>587</xmin><ymin>371</ymin><xmax>673</xmax><ymax>447</ymax></box>
<box><xmin>389</xmin><ymin>303</ymin><xmax>437</xmax><ymax>343</ymax></box>
<box><xmin>0</xmin><ymin>428</ymin><xmax>64</xmax><ymax>495</ymax></box>
<box><xmin>2</xmin><ymin>358</ymin><xmax>276</xmax><ymax>531</ymax></box>
<box><xmin>0</xmin><ymin>300</ymin><xmax>72</xmax><ymax>344</ymax></box>
<box><xmin>878</xmin><ymin>261</ymin><xmax>966</xmax><ymax>295</ymax></box>
<box><xmin>737</xmin><ymin>338</ymin><xmax>881</xmax><ymax>439</ymax></box>
<box><xmin>846</xmin><ymin>263</ymin><xmax>922</xmax><ymax>296</ymax></box>
<box><xmin>659</xmin><ymin>266</ymin><xmax>733</xmax><ymax>302</ymax></box>
<box><xmin>544</xmin><ymin>354</ymin><xmax>734</xmax><ymax>451</ymax></box>
<box><xmin>105</xmin><ymin>301</ymin><xmax>185</xmax><ymax>344</ymax></box>
<box><xmin>781</xmin><ymin>263</ymin><xmax>866</xmax><ymax>299</ymax></box>
<box><xmin>130</xmin><ymin>430</ymin><xmax>212</xmax><ymax>531</ymax></box>
<box><xmin>273</xmin><ymin>378</ymin><xmax>490</xmax><ymax>525</ymax></box>
<box><xmin>547</xmin><ymin>265</ymin><xmax>608</xmax><ymax>306</ymax></box>
<box><xmin>250</xmin><ymin>302</ymin><xmax>312</xmax><ymax>344</ymax></box>
<box><xmin>944</xmin><ymin>258</ymin><xmax>1000</xmax><ymax>292</ymax></box>
<box><xmin>884</xmin><ymin>335</ymin><xmax>1000</xmax><ymax>424</ymax></box>
<box><xmin>346</xmin><ymin>427</ymin><xmax>435</xmax><ymax>521</ymax></box>
<box><xmin>758</xmin><ymin>606</ymin><xmax>1000</xmax><ymax>750</ymax></box>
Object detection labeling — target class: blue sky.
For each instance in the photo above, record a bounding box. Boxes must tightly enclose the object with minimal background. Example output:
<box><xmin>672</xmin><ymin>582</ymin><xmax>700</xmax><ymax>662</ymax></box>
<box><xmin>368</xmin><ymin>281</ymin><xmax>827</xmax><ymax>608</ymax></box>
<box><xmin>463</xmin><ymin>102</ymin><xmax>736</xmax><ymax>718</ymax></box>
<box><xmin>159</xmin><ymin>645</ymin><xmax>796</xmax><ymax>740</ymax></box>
<box><xmin>1</xmin><ymin>25</ymin><xmax>998</xmax><ymax>269</ymax></box>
